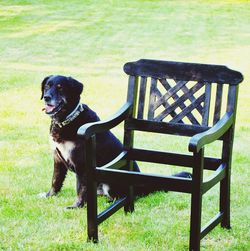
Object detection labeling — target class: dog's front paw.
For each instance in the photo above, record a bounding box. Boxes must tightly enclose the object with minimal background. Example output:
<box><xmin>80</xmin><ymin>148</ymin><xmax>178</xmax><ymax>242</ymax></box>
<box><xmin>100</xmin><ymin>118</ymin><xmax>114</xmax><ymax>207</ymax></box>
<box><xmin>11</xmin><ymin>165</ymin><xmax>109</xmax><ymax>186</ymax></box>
<box><xmin>66</xmin><ymin>199</ymin><xmax>85</xmax><ymax>209</ymax></box>
<box><xmin>45</xmin><ymin>188</ymin><xmax>57</xmax><ymax>197</ymax></box>
<box><xmin>38</xmin><ymin>192</ymin><xmax>47</xmax><ymax>198</ymax></box>
<box><xmin>38</xmin><ymin>188</ymin><xmax>57</xmax><ymax>198</ymax></box>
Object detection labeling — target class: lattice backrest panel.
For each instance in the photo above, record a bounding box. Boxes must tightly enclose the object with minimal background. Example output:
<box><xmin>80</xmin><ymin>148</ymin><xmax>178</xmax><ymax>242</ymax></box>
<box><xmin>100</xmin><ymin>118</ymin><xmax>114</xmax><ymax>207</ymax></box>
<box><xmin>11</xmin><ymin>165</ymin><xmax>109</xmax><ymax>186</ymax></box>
<box><xmin>136</xmin><ymin>76</ymin><xmax>230</xmax><ymax>127</ymax></box>
<box><xmin>124</xmin><ymin>59</ymin><xmax>243</xmax><ymax>127</ymax></box>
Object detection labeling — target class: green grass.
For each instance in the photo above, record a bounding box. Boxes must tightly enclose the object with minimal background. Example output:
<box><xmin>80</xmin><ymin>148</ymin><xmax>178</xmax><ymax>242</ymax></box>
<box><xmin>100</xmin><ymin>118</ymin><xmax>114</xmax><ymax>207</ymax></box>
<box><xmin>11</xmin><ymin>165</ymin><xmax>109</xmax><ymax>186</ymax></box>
<box><xmin>0</xmin><ymin>0</ymin><xmax>250</xmax><ymax>250</ymax></box>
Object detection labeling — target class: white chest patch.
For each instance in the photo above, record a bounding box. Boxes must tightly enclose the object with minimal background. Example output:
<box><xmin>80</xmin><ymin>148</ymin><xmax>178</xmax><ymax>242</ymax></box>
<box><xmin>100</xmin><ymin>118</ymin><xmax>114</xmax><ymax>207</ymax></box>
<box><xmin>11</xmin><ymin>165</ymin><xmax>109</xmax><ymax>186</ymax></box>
<box><xmin>49</xmin><ymin>136</ymin><xmax>75</xmax><ymax>163</ymax></box>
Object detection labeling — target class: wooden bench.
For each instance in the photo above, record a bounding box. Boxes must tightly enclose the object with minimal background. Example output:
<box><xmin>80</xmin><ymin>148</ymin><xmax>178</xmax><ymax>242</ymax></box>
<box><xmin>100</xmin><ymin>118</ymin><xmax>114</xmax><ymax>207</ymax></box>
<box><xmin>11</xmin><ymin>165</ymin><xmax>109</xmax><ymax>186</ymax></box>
<box><xmin>78</xmin><ymin>59</ymin><xmax>243</xmax><ymax>250</ymax></box>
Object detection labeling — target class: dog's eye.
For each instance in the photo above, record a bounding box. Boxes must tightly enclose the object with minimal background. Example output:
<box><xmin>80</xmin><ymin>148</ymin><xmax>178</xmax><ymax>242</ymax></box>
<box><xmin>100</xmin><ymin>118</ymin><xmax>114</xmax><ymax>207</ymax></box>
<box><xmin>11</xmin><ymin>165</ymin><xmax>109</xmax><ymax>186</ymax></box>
<box><xmin>57</xmin><ymin>84</ymin><xmax>62</xmax><ymax>90</ymax></box>
<box><xmin>44</xmin><ymin>84</ymin><xmax>51</xmax><ymax>90</ymax></box>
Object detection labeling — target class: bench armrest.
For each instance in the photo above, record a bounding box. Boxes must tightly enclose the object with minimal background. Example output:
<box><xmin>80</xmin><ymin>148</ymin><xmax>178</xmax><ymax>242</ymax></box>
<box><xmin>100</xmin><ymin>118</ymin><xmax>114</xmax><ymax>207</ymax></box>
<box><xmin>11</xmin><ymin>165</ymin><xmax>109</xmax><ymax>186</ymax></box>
<box><xmin>77</xmin><ymin>102</ymin><xmax>132</xmax><ymax>139</ymax></box>
<box><xmin>189</xmin><ymin>112</ymin><xmax>234</xmax><ymax>153</ymax></box>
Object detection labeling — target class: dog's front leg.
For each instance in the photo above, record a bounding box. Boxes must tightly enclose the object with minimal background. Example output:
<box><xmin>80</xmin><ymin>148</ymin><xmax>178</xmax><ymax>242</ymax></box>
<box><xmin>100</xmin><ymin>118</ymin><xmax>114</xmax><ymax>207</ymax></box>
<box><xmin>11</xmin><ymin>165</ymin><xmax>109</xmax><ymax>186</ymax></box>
<box><xmin>46</xmin><ymin>153</ymin><xmax>68</xmax><ymax>197</ymax></box>
<box><xmin>67</xmin><ymin>174</ymin><xmax>87</xmax><ymax>209</ymax></box>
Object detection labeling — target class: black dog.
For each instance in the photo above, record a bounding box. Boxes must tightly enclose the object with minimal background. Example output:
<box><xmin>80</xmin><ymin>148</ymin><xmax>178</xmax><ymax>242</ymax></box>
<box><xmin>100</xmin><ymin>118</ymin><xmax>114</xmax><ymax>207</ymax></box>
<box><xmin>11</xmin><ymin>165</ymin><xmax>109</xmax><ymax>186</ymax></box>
<box><xmin>41</xmin><ymin>75</ymin><xmax>191</xmax><ymax>208</ymax></box>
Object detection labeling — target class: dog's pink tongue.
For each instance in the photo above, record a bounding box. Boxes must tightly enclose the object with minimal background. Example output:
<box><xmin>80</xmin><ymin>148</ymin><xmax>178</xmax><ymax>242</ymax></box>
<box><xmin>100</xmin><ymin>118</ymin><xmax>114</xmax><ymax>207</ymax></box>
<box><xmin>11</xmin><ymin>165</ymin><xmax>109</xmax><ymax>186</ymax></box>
<box><xmin>45</xmin><ymin>104</ymin><xmax>55</xmax><ymax>113</ymax></box>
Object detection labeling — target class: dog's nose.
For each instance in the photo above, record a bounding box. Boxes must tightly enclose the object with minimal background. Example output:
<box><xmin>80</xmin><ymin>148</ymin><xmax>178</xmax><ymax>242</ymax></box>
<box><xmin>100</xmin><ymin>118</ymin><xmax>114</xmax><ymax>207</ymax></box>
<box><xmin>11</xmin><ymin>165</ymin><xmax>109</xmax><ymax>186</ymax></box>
<box><xmin>44</xmin><ymin>95</ymin><xmax>52</xmax><ymax>102</ymax></box>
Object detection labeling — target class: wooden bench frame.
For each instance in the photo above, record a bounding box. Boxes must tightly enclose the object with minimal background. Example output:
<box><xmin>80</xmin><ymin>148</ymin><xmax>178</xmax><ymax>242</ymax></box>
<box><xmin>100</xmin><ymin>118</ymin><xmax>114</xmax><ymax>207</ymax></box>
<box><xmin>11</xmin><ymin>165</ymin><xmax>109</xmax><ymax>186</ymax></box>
<box><xmin>77</xmin><ymin>59</ymin><xmax>243</xmax><ymax>251</ymax></box>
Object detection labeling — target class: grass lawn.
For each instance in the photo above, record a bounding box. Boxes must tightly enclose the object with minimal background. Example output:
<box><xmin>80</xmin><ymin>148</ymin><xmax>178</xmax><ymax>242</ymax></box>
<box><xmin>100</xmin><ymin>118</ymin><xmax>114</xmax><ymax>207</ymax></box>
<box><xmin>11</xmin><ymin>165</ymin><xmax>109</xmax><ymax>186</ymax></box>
<box><xmin>0</xmin><ymin>0</ymin><xmax>250</xmax><ymax>250</ymax></box>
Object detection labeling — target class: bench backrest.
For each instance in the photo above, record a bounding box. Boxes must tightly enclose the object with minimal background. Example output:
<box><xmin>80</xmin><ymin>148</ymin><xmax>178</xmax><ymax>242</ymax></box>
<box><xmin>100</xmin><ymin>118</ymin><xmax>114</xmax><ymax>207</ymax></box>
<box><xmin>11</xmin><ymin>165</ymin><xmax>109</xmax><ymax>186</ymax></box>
<box><xmin>123</xmin><ymin>59</ymin><xmax>243</xmax><ymax>136</ymax></box>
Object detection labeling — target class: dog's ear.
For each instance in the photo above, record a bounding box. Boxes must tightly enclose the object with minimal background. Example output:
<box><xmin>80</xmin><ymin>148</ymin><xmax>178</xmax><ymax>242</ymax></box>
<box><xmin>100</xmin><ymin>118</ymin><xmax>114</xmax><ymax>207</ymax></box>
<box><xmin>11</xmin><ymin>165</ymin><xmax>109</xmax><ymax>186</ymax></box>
<box><xmin>40</xmin><ymin>75</ymin><xmax>52</xmax><ymax>100</ymax></box>
<box><xmin>67</xmin><ymin>77</ymin><xmax>84</xmax><ymax>96</ymax></box>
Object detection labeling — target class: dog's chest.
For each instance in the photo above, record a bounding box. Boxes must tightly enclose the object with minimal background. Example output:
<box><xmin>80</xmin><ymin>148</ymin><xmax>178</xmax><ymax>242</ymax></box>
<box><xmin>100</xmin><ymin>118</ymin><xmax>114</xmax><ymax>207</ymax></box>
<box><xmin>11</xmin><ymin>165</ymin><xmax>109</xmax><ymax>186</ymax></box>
<box><xmin>49</xmin><ymin>136</ymin><xmax>75</xmax><ymax>164</ymax></box>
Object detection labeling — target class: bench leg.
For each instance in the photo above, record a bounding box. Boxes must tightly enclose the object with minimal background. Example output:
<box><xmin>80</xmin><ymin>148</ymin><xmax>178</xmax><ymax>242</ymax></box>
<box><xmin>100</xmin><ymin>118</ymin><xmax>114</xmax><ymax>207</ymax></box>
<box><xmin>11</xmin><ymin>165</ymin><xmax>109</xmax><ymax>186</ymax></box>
<box><xmin>189</xmin><ymin>149</ymin><xmax>204</xmax><ymax>251</ymax></box>
<box><xmin>85</xmin><ymin>136</ymin><xmax>98</xmax><ymax>242</ymax></box>
<box><xmin>220</xmin><ymin>128</ymin><xmax>233</xmax><ymax>229</ymax></box>
<box><xmin>124</xmin><ymin>185</ymin><xmax>134</xmax><ymax>213</ymax></box>
<box><xmin>189</xmin><ymin>191</ymin><xmax>202</xmax><ymax>251</ymax></box>
<box><xmin>220</xmin><ymin>176</ymin><xmax>231</xmax><ymax>229</ymax></box>
<box><xmin>87</xmin><ymin>181</ymin><xmax>98</xmax><ymax>242</ymax></box>
<box><xmin>124</xmin><ymin>161</ymin><xmax>135</xmax><ymax>213</ymax></box>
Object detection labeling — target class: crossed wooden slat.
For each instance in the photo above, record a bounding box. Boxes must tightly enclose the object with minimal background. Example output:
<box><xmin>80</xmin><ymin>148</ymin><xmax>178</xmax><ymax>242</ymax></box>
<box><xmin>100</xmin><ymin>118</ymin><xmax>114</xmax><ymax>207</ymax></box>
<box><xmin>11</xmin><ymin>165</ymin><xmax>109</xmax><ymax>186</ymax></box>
<box><xmin>148</xmin><ymin>78</ymin><xmax>206</xmax><ymax>125</ymax></box>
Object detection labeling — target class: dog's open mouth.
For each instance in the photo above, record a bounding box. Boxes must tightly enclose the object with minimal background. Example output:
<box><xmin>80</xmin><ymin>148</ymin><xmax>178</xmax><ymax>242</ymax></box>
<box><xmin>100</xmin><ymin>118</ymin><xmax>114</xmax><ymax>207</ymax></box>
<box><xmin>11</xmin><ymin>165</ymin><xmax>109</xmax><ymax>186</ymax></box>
<box><xmin>43</xmin><ymin>102</ymin><xmax>63</xmax><ymax>115</ymax></box>
<box><xmin>44</xmin><ymin>104</ymin><xmax>56</xmax><ymax>113</ymax></box>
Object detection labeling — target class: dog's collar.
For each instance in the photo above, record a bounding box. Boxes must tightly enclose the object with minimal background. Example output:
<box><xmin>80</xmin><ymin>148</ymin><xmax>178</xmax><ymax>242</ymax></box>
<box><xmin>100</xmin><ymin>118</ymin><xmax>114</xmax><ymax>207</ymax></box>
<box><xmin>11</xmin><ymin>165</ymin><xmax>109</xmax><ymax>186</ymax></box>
<box><xmin>54</xmin><ymin>102</ymin><xmax>84</xmax><ymax>128</ymax></box>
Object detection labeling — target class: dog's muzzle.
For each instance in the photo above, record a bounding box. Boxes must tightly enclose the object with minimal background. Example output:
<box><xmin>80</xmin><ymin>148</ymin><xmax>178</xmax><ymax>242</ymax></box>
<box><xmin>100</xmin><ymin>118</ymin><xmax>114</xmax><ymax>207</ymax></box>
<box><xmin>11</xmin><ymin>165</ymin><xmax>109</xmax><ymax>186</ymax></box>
<box><xmin>43</xmin><ymin>101</ymin><xmax>64</xmax><ymax>116</ymax></box>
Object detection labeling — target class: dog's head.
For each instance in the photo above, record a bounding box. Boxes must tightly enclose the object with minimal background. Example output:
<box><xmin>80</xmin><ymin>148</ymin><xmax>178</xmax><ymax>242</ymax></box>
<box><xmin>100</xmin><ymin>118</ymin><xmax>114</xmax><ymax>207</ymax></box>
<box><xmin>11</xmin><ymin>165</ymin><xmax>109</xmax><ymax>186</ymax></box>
<box><xmin>41</xmin><ymin>75</ymin><xmax>83</xmax><ymax>118</ymax></box>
